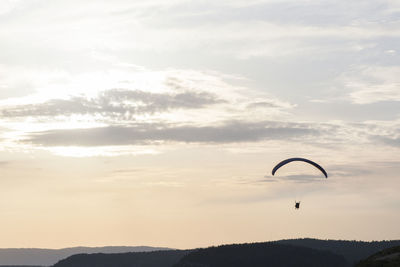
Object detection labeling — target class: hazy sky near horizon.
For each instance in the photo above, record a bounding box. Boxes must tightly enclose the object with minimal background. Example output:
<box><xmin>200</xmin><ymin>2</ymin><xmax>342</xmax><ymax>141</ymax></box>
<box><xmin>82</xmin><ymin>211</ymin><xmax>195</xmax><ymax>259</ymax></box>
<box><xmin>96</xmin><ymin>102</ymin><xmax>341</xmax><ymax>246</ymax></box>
<box><xmin>0</xmin><ymin>0</ymin><xmax>400</xmax><ymax>249</ymax></box>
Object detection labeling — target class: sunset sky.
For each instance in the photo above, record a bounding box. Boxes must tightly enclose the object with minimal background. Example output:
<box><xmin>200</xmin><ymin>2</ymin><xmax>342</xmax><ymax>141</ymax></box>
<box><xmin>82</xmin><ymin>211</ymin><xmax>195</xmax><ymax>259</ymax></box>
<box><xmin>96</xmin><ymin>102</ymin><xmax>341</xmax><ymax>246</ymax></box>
<box><xmin>0</xmin><ymin>0</ymin><xmax>399</xmax><ymax>249</ymax></box>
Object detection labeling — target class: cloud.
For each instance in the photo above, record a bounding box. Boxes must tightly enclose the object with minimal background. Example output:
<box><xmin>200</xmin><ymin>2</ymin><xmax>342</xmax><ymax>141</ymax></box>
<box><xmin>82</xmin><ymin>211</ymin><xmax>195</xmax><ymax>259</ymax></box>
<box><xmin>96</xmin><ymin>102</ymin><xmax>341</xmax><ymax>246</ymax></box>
<box><xmin>356</xmin><ymin>120</ymin><xmax>400</xmax><ymax>148</ymax></box>
<box><xmin>0</xmin><ymin>0</ymin><xmax>26</xmax><ymax>16</ymax></box>
<box><xmin>322</xmin><ymin>120</ymin><xmax>400</xmax><ymax>148</ymax></box>
<box><xmin>373</xmin><ymin>136</ymin><xmax>400</xmax><ymax>147</ymax></box>
<box><xmin>343</xmin><ymin>66</ymin><xmax>400</xmax><ymax>104</ymax></box>
<box><xmin>247</xmin><ymin>100</ymin><xmax>294</xmax><ymax>109</ymax></box>
<box><xmin>10</xmin><ymin>107</ymin><xmax>400</xmax><ymax>152</ymax></box>
<box><xmin>0</xmin><ymin>88</ymin><xmax>222</xmax><ymax>119</ymax></box>
<box><xmin>2</xmin><ymin>0</ymin><xmax>399</xmax><ymax>70</ymax></box>
<box><xmin>4</xmin><ymin>91</ymin><xmax>400</xmax><ymax>154</ymax></box>
<box><xmin>327</xmin><ymin>164</ymin><xmax>374</xmax><ymax>178</ymax></box>
<box><xmin>24</xmin><ymin>121</ymin><xmax>319</xmax><ymax>147</ymax></box>
<box><xmin>0</xmin><ymin>67</ymin><xmax>299</xmax><ymax>155</ymax></box>
<box><xmin>110</xmin><ymin>168</ymin><xmax>144</xmax><ymax>174</ymax></box>
<box><xmin>263</xmin><ymin>174</ymin><xmax>327</xmax><ymax>183</ymax></box>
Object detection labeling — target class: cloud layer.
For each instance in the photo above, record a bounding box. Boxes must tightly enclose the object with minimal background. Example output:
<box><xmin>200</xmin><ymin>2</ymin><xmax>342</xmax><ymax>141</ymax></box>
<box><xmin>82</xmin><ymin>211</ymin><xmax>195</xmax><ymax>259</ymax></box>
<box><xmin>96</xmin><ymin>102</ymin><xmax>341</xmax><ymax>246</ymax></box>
<box><xmin>0</xmin><ymin>89</ymin><xmax>222</xmax><ymax>119</ymax></box>
<box><xmin>0</xmin><ymin>0</ymin><xmax>399</xmax><ymax>155</ymax></box>
<box><xmin>25</xmin><ymin>121</ymin><xmax>319</xmax><ymax>146</ymax></box>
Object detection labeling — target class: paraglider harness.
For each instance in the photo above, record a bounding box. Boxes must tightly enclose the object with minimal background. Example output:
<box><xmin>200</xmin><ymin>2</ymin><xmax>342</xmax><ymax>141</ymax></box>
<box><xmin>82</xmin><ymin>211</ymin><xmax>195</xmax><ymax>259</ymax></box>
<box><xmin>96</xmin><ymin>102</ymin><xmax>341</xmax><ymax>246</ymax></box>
<box><xmin>295</xmin><ymin>201</ymin><xmax>300</xmax><ymax>209</ymax></box>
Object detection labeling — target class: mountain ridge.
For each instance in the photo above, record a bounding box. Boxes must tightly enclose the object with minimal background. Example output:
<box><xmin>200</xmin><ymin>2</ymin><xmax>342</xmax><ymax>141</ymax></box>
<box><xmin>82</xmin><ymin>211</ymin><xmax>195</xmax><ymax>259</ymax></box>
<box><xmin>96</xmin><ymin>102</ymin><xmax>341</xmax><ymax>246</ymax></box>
<box><xmin>3</xmin><ymin>238</ymin><xmax>400</xmax><ymax>266</ymax></box>
<box><xmin>173</xmin><ymin>242</ymin><xmax>348</xmax><ymax>267</ymax></box>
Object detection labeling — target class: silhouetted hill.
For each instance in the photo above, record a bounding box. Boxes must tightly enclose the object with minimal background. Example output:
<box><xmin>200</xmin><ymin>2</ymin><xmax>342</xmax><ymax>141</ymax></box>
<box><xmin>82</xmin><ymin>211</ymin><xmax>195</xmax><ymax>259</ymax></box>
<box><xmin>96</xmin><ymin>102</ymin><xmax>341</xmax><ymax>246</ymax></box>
<box><xmin>276</xmin><ymin>238</ymin><xmax>400</xmax><ymax>264</ymax></box>
<box><xmin>356</xmin><ymin>246</ymin><xmax>400</xmax><ymax>267</ymax></box>
<box><xmin>0</xmin><ymin>246</ymin><xmax>170</xmax><ymax>266</ymax></box>
<box><xmin>52</xmin><ymin>250</ymin><xmax>188</xmax><ymax>267</ymax></box>
<box><xmin>173</xmin><ymin>242</ymin><xmax>349</xmax><ymax>267</ymax></box>
<box><xmin>7</xmin><ymin>239</ymin><xmax>400</xmax><ymax>267</ymax></box>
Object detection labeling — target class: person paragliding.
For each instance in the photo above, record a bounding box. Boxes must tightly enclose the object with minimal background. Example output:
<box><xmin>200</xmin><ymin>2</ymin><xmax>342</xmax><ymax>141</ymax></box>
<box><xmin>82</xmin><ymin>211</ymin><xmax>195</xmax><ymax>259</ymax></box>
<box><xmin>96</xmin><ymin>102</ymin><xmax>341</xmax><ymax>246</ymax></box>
<box><xmin>271</xmin><ymin>157</ymin><xmax>328</xmax><ymax>209</ymax></box>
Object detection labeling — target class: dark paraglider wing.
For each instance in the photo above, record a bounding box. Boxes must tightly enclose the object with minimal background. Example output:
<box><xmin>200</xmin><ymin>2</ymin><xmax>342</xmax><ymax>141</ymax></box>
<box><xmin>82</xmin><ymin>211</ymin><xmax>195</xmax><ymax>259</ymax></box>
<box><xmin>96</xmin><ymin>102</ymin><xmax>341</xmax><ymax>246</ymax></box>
<box><xmin>271</xmin><ymin>157</ymin><xmax>328</xmax><ymax>178</ymax></box>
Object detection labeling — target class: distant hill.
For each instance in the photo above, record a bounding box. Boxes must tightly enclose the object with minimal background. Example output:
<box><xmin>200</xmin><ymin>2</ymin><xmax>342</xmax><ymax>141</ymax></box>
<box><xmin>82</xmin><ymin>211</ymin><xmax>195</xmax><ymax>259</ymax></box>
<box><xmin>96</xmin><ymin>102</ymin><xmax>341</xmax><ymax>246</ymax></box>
<box><xmin>172</xmin><ymin>242</ymin><xmax>349</xmax><ymax>267</ymax></box>
<box><xmin>356</xmin><ymin>246</ymin><xmax>400</xmax><ymax>267</ymax></box>
<box><xmin>52</xmin><ymin>250</ymin><xmax>188</xmax><ymax>267</ymax></box>
<box><xmin>0</xmin><ymin>246</ymin><xmax>170</xmax><ymax>266</ymax></box>
<box><xmin>276</xmin><ymin>238</ymin><xmax>400</xmax><ymax>264</ymax></box>
<box><xmin>4</xmin><ymin>238</ymin><xmax>400</xmax><ymax>267</ymax></box>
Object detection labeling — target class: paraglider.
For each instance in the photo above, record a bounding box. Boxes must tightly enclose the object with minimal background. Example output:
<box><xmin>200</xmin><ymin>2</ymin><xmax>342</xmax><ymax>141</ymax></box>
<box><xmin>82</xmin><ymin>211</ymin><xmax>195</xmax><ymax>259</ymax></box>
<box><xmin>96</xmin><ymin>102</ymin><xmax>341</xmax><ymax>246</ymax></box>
<box><xmin>272</xmin><ymin>157</ymin><xmax>328</xmax><ymax>178</ymax></box>
<box><xmin>271</xmin><ymin>158</ymin><xmax>328</xmax><ymax>209</ymax></box>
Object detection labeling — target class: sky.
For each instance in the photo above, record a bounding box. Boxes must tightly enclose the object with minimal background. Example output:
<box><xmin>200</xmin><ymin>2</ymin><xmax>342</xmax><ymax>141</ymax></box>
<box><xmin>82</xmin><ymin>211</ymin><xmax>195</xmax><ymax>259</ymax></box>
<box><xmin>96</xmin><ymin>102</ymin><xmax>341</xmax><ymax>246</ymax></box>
<box><xmin>0</xmin><ymin>0</ymin><xmax>399</xmax><ymax>249</ymax></box>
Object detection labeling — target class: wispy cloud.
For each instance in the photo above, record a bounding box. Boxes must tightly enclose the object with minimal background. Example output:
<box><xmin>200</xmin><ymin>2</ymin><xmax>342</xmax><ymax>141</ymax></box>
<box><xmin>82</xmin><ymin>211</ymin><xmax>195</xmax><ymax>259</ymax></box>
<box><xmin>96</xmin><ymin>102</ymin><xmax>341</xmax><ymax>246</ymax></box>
<box><xmin>343</xmin><ymin>66</ymin><xmax>400</xmax><ymax>104</ymax></box>
<box><xmin>24</xmin><ymin>121</ymin><xmax>319</xmax><ymax>147</ymax></box>
<box><xmin>263</xmin><ymin>174</ymin><xmax>327</xmax><ymax>183</ymax></box>
<box><xmin>373</xmin><ymin>136</ymin><xmax>400</xmax><ymax>147</ymax></box>
<box><xmin>0</xmin><ymin>67</ymin><xmax>298</xmax><ymax>156</ymax></box>
<box><xmin>0</xmin><ymin>0</ymin><xmax>399</xmax><ymax>156</ymax></box>
<box><xmin>0</xmin><ymin>89</ymin><xmax>222</xmax><ymax>119</ymax></box>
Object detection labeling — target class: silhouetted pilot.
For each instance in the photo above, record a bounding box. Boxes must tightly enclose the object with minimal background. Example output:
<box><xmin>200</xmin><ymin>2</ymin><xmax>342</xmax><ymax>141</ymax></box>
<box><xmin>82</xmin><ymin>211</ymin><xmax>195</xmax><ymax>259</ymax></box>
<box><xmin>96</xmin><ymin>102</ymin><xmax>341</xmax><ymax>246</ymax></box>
<box><xmin>295</xmin><ymin>201</ymin><xmax>300</xmax><ymax>209</ymax></box>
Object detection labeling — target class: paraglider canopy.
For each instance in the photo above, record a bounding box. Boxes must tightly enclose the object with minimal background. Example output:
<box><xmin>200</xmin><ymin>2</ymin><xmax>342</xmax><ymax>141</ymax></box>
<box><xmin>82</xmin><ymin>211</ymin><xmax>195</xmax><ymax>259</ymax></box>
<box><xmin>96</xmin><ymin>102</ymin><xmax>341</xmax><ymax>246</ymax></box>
<box><xmin>272</xmin><ymin>157</ymin><xmax>328</xmax><ymax>178</ymax></box>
